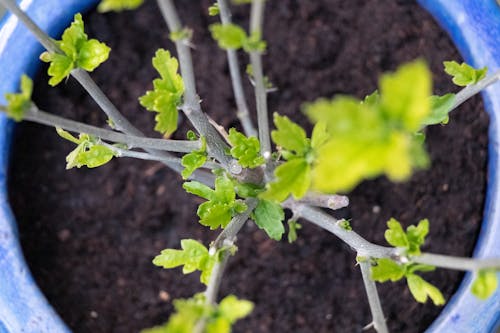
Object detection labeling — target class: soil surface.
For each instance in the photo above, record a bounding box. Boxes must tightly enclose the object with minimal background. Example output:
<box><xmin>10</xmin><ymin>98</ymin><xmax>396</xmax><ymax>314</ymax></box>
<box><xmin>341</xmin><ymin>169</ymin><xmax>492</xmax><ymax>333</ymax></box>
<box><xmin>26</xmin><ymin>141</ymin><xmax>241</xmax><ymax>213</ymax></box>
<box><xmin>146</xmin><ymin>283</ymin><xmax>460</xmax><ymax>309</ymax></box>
<box><xmin>8</xmin><ymin>1</ymin><xmax>489</xmax><ymax>332</ymax></box>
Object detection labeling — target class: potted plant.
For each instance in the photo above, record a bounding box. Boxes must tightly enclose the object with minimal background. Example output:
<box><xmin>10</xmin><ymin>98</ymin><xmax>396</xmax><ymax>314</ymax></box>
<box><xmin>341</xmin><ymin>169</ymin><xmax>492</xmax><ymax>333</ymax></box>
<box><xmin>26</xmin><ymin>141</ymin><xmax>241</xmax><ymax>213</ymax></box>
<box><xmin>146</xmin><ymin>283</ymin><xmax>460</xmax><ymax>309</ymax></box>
<box><xmin>0</xmin><ymin>0</ymin><xmax>498</xmax><ymax>332</ymax></box>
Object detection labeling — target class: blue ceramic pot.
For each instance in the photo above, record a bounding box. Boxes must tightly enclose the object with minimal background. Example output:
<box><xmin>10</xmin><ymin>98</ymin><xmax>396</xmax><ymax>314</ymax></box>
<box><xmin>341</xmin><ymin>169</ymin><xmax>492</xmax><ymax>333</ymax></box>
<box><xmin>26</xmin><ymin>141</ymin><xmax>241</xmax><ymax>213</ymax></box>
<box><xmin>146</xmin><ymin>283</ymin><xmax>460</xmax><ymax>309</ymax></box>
<box><xmin>0</xmin><ymin>1</ymin><xmax>499</xmax><ymax>332</ymax></box>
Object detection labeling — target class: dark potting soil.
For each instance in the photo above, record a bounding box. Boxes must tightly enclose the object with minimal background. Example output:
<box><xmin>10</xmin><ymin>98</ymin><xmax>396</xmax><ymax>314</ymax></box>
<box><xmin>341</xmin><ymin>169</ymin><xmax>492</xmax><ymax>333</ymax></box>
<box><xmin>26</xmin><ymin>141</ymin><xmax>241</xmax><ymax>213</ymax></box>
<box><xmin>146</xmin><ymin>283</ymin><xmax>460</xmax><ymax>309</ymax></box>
<box><xmin>7</xmin><ymin>1</ymin><xmax>488</xmax><ymax>332</ymax></box>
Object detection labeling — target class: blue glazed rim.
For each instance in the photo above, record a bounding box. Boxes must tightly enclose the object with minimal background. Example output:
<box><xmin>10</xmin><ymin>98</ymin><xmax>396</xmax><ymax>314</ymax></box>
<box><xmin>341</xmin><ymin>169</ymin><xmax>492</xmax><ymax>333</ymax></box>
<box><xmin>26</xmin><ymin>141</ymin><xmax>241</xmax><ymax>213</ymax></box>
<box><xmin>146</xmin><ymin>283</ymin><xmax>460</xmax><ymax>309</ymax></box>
<box><xmin>0</xmin><ymin>1</ymin><xmax>499</xmax><ymax>332</ymax></box>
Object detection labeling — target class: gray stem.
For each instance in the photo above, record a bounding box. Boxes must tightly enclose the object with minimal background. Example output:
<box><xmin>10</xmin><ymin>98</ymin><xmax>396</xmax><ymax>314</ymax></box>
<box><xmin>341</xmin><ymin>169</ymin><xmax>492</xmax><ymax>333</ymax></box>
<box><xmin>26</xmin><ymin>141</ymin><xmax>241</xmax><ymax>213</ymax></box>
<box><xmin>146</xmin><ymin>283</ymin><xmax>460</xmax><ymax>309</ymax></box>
<box><xmin>217</xmin><ymin>0</ymin><xmax>256</xmax><ymax>137</ymax></box>
<box><xmin>414</xmin><ymin>253</ymin><xmax>500</xmax><ymax>272</ymax></box>
<box><xmin>359</xmin><ymin>261</ymin><xmax>389</xmax><ymax>333</ymax></box>
<box><xmin>20</xmin><ymin>106</ymin><xmax>201</xmax><ymax>153</ymax></box>
<box><xmin>298</xmin><ymin>193</ymin><xmax>349</xmax><ymax>210</ymax></box>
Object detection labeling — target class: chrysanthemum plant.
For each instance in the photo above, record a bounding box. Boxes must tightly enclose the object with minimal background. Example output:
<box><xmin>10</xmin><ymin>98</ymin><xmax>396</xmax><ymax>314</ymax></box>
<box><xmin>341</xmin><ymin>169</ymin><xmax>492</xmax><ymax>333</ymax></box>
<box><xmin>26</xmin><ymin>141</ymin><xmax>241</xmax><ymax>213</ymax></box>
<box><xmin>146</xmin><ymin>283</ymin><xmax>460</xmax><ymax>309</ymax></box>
<box><xmin>1</xmin><ymin>0</ymin><xmax>499</xmax><ymax>332</ymax></box>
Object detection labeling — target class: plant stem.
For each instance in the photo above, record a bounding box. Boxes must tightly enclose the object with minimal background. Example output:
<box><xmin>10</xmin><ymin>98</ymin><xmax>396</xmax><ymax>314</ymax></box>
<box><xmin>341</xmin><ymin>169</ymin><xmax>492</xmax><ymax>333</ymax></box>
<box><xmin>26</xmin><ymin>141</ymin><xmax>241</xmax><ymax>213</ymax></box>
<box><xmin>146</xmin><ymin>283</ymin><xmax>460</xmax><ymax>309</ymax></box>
<box><xmin>156</xmin><ymin>0</ymin><xmax>239</xmax><ymax>174</ymax></box>
<box><xmin>283</xmin><ymin>200</ymin><xmax>398</xmax><ymax>258</ymax></box>
<box><xmin>9</xmin><ymin>105</ymin><xmax>201</xmax><ymax>153</ymax></box>
<box><xmin>216</xmin><ymin>0</ymin><xmax>256</xmax><ymax>137</ymax></box>
<box><xmin>249</xmin><ymin>0</ymin><xmax>271</xmax><ymax>158</ymax></box>
<box><xmin>298</xmin><ymin>193</ymin><xmax>349</xmax><ymax>210</ymax></box>
<box><xmin>414</xmin><ymin>253</ymin><xmax>500</xmax><ymax>271</ymax></box>
<box><xmin>452</xmin><ymin>68</ymin><xmax>500</xmax><ymax>110</ymax></box>
<box><xmin>359</xmin><ymin>260</ymin><xmax>389</xmax><ymax>333</ymax></box>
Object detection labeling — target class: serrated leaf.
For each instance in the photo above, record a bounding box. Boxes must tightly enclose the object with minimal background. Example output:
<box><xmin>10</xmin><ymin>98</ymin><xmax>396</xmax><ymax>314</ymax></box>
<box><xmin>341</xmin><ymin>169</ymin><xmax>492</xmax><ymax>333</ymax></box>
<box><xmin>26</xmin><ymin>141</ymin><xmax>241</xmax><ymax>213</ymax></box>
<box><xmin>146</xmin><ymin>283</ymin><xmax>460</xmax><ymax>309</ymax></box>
<box><xmin>310</xmin><ymin>121</ymin><xmax>329</xmax><ymax>150</ymax></box>
<box><xmin>183</xmin><ymin>181</ymin><xmax>214</xmax><ymax>200</ymax></box>
<box><xmin>444</xmin><ymin>61</ymin><xmax>487</xmax><ymax>87</ymax></box>
<box><xmin>228</xmin><ymin>128</ymin><xmax>265</xmax><ymax>168</ymax></box>
<box><xmin>252</xmin><ymin>199</ymin><xmax>285</xmax><ymax>241</ymax></box>
<box><xmin>371</xmin><ymin>258</ymin><xmax>406</xmax><ymax>282</ymax></box>
<box><xmin>471</xmin><ymin>270</ymin><xmax>498</xmax><ymax>300</ymax></box>
<box><xmin>384</xmin><ymin>218</ymin><xmax>409</xmax><ymax>248</ymax></box>
<box><xmin>139</xmin><ymin>49</ymin><xmax>184</xmax><ymax>136</ymax></box>
<box><xmin>234</xmin><ymin>182</ymin><xmax>264</xmax><ymax>198</ymax></box>
<box><xmin>271</xmin><ymin>113</ymin><xmax>309</xmax><ymax>157</ymax></box>
<box><xmin>406</xmin><ymin>219</ymin><xmax>429</xmax><ymax>256</ymax></box>
<box><xmin>198</xmin><ymin>202</ymin><xmax>234</xmax><ymax>229</ymax></box>
<box><xmin>422</xmin><ymin>94</ymin><xmax>456</xmax><ymax>126</ymax></box>
<box><xmin>407</xmin><ymin>274</ymin><xmax>445</xmax><ymax>305</ymax></box>
<box><xmin>209</xmin><ymin>23</ymin><xmax>248</xmax><ymax>50</ymax></box>
<box><xmin>379</xmin><ymin>60</ymin><xmax>431</xmax><ymax>131</ymax></box>
<box><xmin>218</xmin><ymin>295</ymin><xmax>254</xmax><ymax>323</ymax></box>
<box><xmin>4</xmin><ymin>74</ymin><xmax>33</xmax><ymax>121</ymax></box>
<box><xmin>40</xmin><ymin>14</ymin><xmax>110</xmax><ymax>86</ymax></box>
<box><xmin>181</xmin><ymin>152</ymin><xmax>207</xmax><ymax>180</ymax></box>
<box><xmin>261</xmin><ymin>158</ymin><xmax>311</xmax><ymax>202</ymax></box>
<box><xmin>98</xmin><ymin>0</ymin><xmax>144</xmax><ymax>12</ymax></box>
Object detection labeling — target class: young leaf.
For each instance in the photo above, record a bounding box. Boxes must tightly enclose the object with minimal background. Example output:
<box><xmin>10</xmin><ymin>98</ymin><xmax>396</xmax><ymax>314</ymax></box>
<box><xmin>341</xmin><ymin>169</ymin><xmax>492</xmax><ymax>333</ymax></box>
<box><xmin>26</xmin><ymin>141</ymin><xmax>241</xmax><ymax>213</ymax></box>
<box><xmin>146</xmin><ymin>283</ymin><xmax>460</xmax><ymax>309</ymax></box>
<box><xmin>252</xmin><ymin>199</ymin><xmax>285</xmax><ymax>241</ymax></box>
<box><xmin>384</xmin><ymin>218</ymin><xmax>409</xmax><ymax>248</ymax></box>
<box><xmin>153</xmin><ymin>239</ymin><xmax>217</xmax><ymax>285</ymax></box>
<box><xmin>4</xmin><ymin>74</ymin><xmax>33</xmax><ymax>121</ymax></box>
<box><xmin>407</xmin><ymin>274</ymin><xmax>445</xmax><ymax>306</ymax></box>
<box><xmin>242</xmin><ymin>32</ymin><xmax>267</xmax><ymax>53</ymax></box>
<box><xmin>444</xmin><ymin>61</ymin><xmax>487</xmax><ymax>87</ymax></box>
<box><xmin>287</xmin><ymin>219</ymin><xmax>302</xmax><ymax>243</ymax></box>
<box><xmin>471</xmin><ymin>270</ymin><xmax>498</xmax><ymax>300</ymax></box>
<box><xmin>181</xmin><ymin>137</ymin><xmax>207</xmax><ymax>179</ymax></box>
<box><xmin>422</xmin><ymin>94</ymin><xmax>456</xmax><ymax>126</ymax></box>
<box><xmin>228</xmin><ymin>128</ymin><xmax>265</xmax><ymax>168</ymax></box>
<box><xmin>384</xmin><ymin>218</ymin><xmax>429</xmax><ymax>256</ymax></box>
<box><xmin>371</xmin><ymin>258</ymin><xmax>406</xmax><ymax>282</ymax></box>
<box><xmin>56</xmin><ymin>128</ymin><xmax>116</xmax><ymax>169</ymax></box>
<box><xmin>208</xmin><ymin>3</ymin><xmax>220</xmax><ymax>16</ymax></box>
<box><xmin>218</xmin><ymin>295</ymin><xmax>254</xmax><ymax>323</ymax></box>
<box><xmin>139</xmin><ymin>49</ymin><xmax>184</xmax><ymax>136</ymax></box>
<box><xmin>98</xmin><ymin>0</ymin><xmax>144</xmax><ymax>12</ymax></box>
<box><xmin>260</xmin><ymin>158</ymin><xmax>311</xmax><ymax>202</ymax></box>
<box><xmin>209</xmin><ymin>23</ymin><xmax>248</xmax><ymax>50</ymax></box>
<box><xmin>40</xmin><ymin>14</ymin><xmax>110</xmax><ymax>86</ymax></box>
<box><xmin>271</xmin><ymin>113</ymin><xmax>309</xmax><ymax>157</ymax></box>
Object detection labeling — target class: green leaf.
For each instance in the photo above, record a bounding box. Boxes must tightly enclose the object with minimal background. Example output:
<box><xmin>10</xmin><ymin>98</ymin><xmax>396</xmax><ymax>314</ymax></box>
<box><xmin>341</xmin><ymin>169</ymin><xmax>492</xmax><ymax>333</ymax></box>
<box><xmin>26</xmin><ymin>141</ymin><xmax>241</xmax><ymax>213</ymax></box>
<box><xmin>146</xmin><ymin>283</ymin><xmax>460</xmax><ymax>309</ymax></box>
<box><xmin>40</xmin><ymin>14</ymin><xmax>110</xmax><ymax>86</ymax></box>
<box><xmin>153</xmin><ymin>239</ymin><xmax>217</xmax><ymax>285</ymax></box>
<box><xmin>234</xmin><ymin>182</ymin><xmax>264</xmax><ymax>198</ymax></box>
<box><xmin>371</xmin><ymin>258</ymin><xmax>406</xmax><ymax>282</ymax></box>
<box><xmin>271</xmin><ymin>113</ymin><xmax>309</xmax><ymax>157</ymax></box>
<box><xmin>56</xmin><ymin>128</ymin><xmax>116</xmax><ymax>169</ymax></box>
<box><xmin>422</xmin><ymin>94</ymin><xmax>456</xmax><ymax>126</ymax></box>
<box><xmin>287</xmin><ymin>219</ymin><xmax>302</xmax><ymax>243</ymax></box>
<box><xmin>384</xmin><ymin>218</ymin><xmax>409</xmax><ymax>248</ymax></box>
<box><xmin>407</xmin><ymin>274</ymin><xmax>445</xmax><ymax>305</ymax></box>
<box><xmin>209</xmin><ymin>23</ymin><xmax>248</xmax><ymax>50</ymax></box>
<box><xmin>98</xmin><ymin>0</ymin><xmax>144</xmax><ymax>12</ymax></box>
<box><xmin>139</xmin><ymin>49</ymin><xmax>184</xmax><ymax>136</ymax></box>
<box><xmin>228</xmin><ymin>128</ymin><xmax>265</xmax><ymax>168</ymax></box>
<box><xmin>242</xmin><ymin>32</ymin><xmax>267</xmax><ymax>53</ymax></box>
<box><xmin>183</xmin><ymin>181</ymin><xmax>214</xmax><ymax>200</ymax></box>
<box><xmin>4</xmin><ymin>74</ymin><xmax>33</xmax><ymax>121</ymax></box>
<box><xmin>181</xmin><ymin>137</ymin><xmax>207</xmax><ymax>179</ymax></box>
<box><xmin>310</xmin><ymin>121</ymin><xmax>329</xmax><ymax>150</ymax></box>
<box><xmin>444</xmin><ymin>61</ymin><xmax>487</xmax><ymax>86</ymax></box>
<box><xmin>406</xmin><ymin>219</ymin><xmax>429</xmax><ymax>256</ymax></box>
<box><xmin>379</xmin><ymin>59</ymin><xmax>431</xmax><ymax>131</ymax></box>
<box><xmin>471</xmin><ymin>270</ymin><xmax>498</xmax><ymax>300</ymax></box>
<box><xmin>218</xmin><ymin>295</ymin><xmax>254</xmax><ymax>323</ymax></box>
<box><xmin>252</xmin><ymin>199</ymin><xmax>285</xmax><ymax>241</ymax></box>
<box><xmin>208</xmin><ymin>3</ymin><xmax>220</xmax><ymax>16</ymax></box>
<box><xmin>261</xmin><ymin>158</ymin><xmax>311</xmax><ymax>202</ymax></box>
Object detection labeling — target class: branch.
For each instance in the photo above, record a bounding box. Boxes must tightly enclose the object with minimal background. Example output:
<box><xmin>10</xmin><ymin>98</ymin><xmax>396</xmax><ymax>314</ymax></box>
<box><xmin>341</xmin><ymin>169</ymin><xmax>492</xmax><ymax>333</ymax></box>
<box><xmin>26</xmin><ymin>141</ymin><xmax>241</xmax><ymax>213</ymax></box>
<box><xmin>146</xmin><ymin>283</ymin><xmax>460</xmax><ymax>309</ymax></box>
<box><xmin>452</xmin><ymin>68</ymin><xmax>500</xmax><ymax>110</ymax></box>
<box><xmin>359</xmin><ymin>260</ymin><xmax>389</xmax><ymax>333</ymax></box>
<box><xmin>414</xmin><ymin>253</ymin><xmax>500</xmax><ymax>272</ymax></box>
<box><xmin>3</xmin><ymin>105</ymin><xmax>201</xmax><ymax>153</ymax></box>
<box><xmin>249</xmin><ymin>0</ymin><xmax>271</xmax><ymax>158</ymax></box>
<box><xmin>156</xmin><ymin>0</ymin><xmax>240</xmax><ymax>174</ymax></box>
<box><xmin>216</xmin><ymin>0</ymin><xmax>256</xmax><ymax>137</ymax></box>
<box><xmin>297</xmin><ymin>193</ymin><xmax>349</xmax><ymax>210</ymax></box>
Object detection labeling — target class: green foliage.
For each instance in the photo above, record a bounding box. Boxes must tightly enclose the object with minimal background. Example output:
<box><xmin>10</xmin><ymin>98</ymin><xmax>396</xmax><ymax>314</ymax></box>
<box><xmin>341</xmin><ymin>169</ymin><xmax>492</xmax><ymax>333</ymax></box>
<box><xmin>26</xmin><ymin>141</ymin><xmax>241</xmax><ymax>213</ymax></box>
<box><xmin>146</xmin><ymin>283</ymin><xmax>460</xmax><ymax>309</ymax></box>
<box><xmin>169</xmin><ymin>28</ymin><xmax>193</xmax><ymax>42</ymax></box>
<box><xmin>371</xmin><ymin>258</ymin><xmax>444</xmax><ymax>306</ymax></box>
<box><xmin>471</xmin><ymin>270</ymin><xmax>498</xmax><ymax>300</ymax></box>
<box><xmin>40</xmin><ymin>14</ymin><xmax>110</xmax><ymax>86</ymax></box>
<box><xmin>139</xmin><ymin>49</ymin><xmax>185</xmax><ymax>137</ymax></box>
<box><xmin>384</xmin><ymin>218</ymin><xmax>429</xmax><ymax>256</ymax></box>
<box><xmin>142</xmin><ymin>294</ymin><xmax>253</xmax><ymax>333</ymax></box>
<box><xmin>4</xmin><ymin>74</ymin><xmax>32</xmax><ymax>121</ymax></box>
<box><xmin>153</xmin><ymin>239</ymin><xmax>220</xmax><ymax>285</ymax></box>
<box><xmin>261</xmin><ymin>158</ymin><xmax>311</xmax><ymax>202</ymax></box>
<box><xmin>422</xmin><ymin>94</ymin><xmax>456</xmax><ymax>126</ymax></box>
<box><xmin>287</xmin><ymin>219</ymin><xmax>302</xmax><ymax>243</ymax></box>
<box><xmin>183</xmin><ymin>176</ymin><xmax>247</xmax><ymax>229</ymax></box>
<box><xmin>231</xmin><ymin>0</ymin><xmax>252</xmax><ymax>4</ymax></box>
<box><xmin>443</xmin><ymin>61</ymin><xmax>487</xmax><ymax>86</ymax></box>
<box><xmin>209</xmin><ymin>23</ymin><xmax>266</xmax><ymax>52</ymax></box>
<box><xmin>271</xmin><ymin>113</ymin><xmax>309</xmax><ymax>156</ymax></box>
<box><xmin>228</xmin><ymin>128</ymin><xmax>265</xmax><ymax>168</ymax></box>
<box><xmin>56</xmin><ymin>128</ymin><xmax>116</xmax><ymax>169</ymax></box>
<box><xmin>252</xmin><ymin>199</ymin><xmax>285</xmax><ymax>240</ymax></box>
<box><xmin>246</xmin><ymin>64</ymin><xmax>274</xmax><ymax>90</ymax></box>
<box><xmin>337</xmin><ymin>219</ymin><xmax>352</xmax><ymax>231</ymax></box>
<box><xmin>97</xmin><ymin>0</ymin><xmax>144</xmax><ymax>12</ymax></box>
<box><xmin>304</xmin><ymin>60</ymin><xmax>431</xmax><ymax>193</ymax></box>
<box><xmin>181</xmin><ymin>136</ymin><xmax>207</xmax><ymax>179</ymax></box>
<box><xmin>208</xmin><ymin>3</ymin><xmax>220</xmax><ymax>16</ymax></box>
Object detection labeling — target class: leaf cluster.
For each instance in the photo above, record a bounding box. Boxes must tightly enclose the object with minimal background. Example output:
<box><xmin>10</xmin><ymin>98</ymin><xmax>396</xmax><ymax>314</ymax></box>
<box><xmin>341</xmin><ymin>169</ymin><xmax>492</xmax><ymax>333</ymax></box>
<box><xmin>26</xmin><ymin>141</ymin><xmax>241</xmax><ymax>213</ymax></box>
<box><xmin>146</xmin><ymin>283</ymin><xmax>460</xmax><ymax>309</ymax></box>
<box><xmin>40</xmin><ymin>14</ymin><xmax>110</xmax><ymax>86</ymax></box>
<box><xmin>183</xmin><ymin>176</ymin><xmax>247</xmax><ymax>229</ymax></box>
<box><xmin>139</xmin><ymin>49</ymin><xmax>185</xmax><ymax>137</ymax></box>
<box><xmin>384</xmin><ymin>218</ymin><xmax>429</xmax><ymax>256</ymax></box>
<box><xmin>181</xmin><ymin>132</ymin><xmax>207</xmax><ymax>179</ymax></box>
<box><xmin>227</xmin><ymin>128</ymin><xmax>265</xmax><ymax>168</ymax></box>
<box><xmin>444</xmin><ymin>61</ymin><xmax>487</xmax><ymax>87</ymax></box>
<box><xmin>56</xmin><ymin>128</ymin><xmax>116</xmax><ymax>169</ymax></box>
<box><xmin>209</xmin><ymin>23</ymin><xmax>266</xmax><ymax>52</ymax></box>
<box><xmin>4</xmin><ymin>74</ymin><xmax>32</xmax><ymax>121</ymax></box>
<box><xmin>142</xmin><ymin>293</ymin><xmax>253</xmax><ymax>333</ymax></box>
